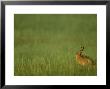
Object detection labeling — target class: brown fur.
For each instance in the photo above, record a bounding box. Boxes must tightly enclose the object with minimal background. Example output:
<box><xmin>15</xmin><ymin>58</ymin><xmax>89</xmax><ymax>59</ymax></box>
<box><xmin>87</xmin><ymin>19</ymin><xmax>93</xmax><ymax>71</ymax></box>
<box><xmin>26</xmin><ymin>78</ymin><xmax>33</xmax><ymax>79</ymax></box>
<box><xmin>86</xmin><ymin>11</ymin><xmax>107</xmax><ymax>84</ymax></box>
<box><xmin>75</xmin><ymin>46</ymin><xmax>95</xmax><ymax>66</ymax></box>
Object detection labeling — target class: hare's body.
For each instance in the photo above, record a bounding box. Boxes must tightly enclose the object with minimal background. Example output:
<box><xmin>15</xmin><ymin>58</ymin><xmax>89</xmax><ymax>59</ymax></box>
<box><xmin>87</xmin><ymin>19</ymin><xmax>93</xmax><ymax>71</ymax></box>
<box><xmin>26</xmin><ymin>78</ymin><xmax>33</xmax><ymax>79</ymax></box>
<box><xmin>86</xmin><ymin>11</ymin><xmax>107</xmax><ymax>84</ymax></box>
<box><xmin>75</xmin><ymin>46</ymin><xmax>95</xmax><ymax>66</ymax></box>
<box><xmin>76</xmin><ymin>52</ymin><xmax>93</xmax><ymax>66</ymax></box>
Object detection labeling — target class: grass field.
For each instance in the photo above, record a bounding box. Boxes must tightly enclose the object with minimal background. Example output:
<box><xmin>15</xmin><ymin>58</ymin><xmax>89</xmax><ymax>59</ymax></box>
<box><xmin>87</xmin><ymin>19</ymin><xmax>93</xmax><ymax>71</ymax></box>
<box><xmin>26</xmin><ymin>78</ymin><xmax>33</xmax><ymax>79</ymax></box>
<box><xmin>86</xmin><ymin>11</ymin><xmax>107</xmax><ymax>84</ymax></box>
<box><xmin>14</xmin><ymin>14</ymin><xmax>97</xmax><ymax>76</ymax></box>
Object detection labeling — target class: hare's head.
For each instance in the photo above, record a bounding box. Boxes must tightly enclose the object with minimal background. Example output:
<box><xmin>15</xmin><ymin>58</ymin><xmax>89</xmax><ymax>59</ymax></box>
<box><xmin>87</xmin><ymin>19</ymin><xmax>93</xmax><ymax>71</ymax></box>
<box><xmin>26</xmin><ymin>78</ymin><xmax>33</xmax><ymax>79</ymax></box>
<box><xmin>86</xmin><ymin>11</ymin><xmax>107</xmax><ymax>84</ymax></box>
<box><xmin>76</xmin><ymin>51</ymin><xmax>82</xmax><ymax>56</ymax></box>
<box><xmin>75</xmin><ymin>51</ymin><xmax>82</xmax><ymax>60</ymax></box>
<box><xmin>76</xmin><ymin>46</ymin><xmax>84</xmax><ymax>56</ymax></box>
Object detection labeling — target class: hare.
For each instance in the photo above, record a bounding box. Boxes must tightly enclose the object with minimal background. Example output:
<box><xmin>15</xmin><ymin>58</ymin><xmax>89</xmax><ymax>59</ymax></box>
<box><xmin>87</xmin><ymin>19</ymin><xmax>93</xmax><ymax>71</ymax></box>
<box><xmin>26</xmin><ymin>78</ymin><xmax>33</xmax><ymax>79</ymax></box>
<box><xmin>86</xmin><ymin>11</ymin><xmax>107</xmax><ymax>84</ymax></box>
<box><xmin>75</xmin><ymin>46</ymin><xmax>95</xmax><ymax>66</ymax></box>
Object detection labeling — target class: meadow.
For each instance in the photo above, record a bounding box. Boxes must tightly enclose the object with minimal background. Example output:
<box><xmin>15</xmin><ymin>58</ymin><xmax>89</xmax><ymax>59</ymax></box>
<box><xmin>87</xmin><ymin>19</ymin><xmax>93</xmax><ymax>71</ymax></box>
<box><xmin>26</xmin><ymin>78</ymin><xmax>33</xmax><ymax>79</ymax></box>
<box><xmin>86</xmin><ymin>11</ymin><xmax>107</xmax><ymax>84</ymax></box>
<box><xmin>14</xmin><ymin>14</ymin><xmax>97</xmax><ymax>76</ymax></box>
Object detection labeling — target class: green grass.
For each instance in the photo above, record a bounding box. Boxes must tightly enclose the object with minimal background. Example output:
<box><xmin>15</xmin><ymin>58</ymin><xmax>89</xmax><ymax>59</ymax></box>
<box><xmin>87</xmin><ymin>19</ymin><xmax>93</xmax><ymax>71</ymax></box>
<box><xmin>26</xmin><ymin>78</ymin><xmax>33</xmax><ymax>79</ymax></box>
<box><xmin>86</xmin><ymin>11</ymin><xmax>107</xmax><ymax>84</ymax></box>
<box><xmin>14</xmin><ymin>14</ymin><xmax>97</xmax><ymax>76</ymax></box>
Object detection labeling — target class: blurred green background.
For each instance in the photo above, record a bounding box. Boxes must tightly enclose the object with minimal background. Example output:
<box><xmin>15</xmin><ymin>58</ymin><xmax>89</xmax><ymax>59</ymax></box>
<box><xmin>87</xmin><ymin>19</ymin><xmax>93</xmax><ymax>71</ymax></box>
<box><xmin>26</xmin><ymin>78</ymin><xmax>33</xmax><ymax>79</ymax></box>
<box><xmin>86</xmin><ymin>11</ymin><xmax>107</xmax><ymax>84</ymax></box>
<box><xmin>14</xmin><ymin>14</ymin><xmax>97</xmax><ymax>76</ymax></box>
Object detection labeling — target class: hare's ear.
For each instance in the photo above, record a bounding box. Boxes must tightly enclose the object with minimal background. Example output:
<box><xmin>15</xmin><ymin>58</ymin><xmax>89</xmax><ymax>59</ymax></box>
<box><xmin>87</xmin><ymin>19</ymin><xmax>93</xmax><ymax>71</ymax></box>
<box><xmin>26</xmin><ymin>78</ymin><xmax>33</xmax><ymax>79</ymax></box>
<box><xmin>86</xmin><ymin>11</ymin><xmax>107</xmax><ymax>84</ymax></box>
<box><xmin>80</xmin><ymin>46</ymin><xmax>84</xmax><ymax>51</ymax></box>
<box><xmin>82</xmin><ymin>46</ymin><xmax>84</xmax><ymax>49</ymax></box>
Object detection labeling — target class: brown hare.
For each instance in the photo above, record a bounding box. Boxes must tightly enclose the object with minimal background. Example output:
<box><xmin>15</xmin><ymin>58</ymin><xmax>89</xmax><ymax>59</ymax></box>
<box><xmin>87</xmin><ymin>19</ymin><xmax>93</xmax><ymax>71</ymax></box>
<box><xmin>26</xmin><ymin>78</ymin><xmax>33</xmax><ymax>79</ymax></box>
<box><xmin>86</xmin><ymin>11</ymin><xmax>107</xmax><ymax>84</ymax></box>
<box><xmin>75</xmin><ymin>46</ymin><xmax>95</xmax><ymax>66</ymax></box>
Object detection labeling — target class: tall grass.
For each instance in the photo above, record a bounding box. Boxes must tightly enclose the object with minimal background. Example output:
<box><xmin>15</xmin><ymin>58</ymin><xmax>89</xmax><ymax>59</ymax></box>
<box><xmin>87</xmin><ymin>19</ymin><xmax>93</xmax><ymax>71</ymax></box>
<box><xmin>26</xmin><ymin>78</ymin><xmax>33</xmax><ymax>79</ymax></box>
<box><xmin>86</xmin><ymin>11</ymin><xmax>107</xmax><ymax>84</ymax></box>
<box><xmin>14</xmin><ymin>14</ymin><xmax>97</xmax><ymax>76</ymax></box>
